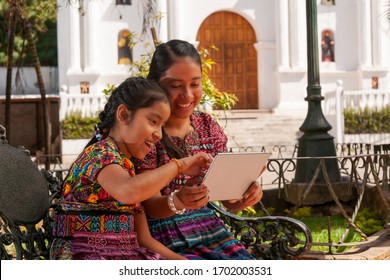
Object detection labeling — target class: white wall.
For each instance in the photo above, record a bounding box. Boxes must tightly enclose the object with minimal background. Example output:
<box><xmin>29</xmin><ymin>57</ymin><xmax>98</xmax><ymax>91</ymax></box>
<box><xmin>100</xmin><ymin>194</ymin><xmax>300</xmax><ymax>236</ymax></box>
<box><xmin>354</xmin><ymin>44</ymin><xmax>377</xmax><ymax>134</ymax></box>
<box><xmin>56</xmin><ymin>0</ymin><xmax>152</xmax><ymax>95</ymax></box>
<box><xmin>0</xmin><ymin>67</ymin><xmax>58</xmax><ymax>95</ymax></box>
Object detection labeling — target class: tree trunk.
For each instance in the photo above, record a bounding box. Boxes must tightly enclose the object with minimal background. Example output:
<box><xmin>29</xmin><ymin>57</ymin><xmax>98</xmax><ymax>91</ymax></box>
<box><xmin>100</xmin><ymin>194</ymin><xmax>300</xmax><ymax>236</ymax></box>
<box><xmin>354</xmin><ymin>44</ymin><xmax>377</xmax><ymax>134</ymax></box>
<box><xmin>5</xmin><ymin>8</ymin><xmax>16</xmax><ymax>143</ymax></box>
<box><xmin>15</xmin><ymin>0</ymin><xmax>52</xmax><ymax>169</ymax></box>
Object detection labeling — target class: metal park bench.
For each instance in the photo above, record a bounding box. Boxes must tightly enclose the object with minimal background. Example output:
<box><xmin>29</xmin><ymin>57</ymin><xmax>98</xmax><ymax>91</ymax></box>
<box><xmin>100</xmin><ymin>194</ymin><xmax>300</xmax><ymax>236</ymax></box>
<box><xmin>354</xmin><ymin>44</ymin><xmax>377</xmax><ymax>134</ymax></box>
<box><xmin>0</xmin><ymin>125</ymin><xmax>312</xmax><ymax>260</ymax></box>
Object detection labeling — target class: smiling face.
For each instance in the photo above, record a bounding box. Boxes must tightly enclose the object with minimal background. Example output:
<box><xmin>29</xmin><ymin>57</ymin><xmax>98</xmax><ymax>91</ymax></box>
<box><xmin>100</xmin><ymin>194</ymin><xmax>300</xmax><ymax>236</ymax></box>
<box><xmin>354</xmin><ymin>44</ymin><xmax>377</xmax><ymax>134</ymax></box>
<box><xmin>158</xmin><ymin>57</ymin><xmax>202</xmax><ymax>120</ymax></box>
<box><xmin>115</xmin><ymin>101</ymin><xmax>171</xmax><ymax>159</ymax></box>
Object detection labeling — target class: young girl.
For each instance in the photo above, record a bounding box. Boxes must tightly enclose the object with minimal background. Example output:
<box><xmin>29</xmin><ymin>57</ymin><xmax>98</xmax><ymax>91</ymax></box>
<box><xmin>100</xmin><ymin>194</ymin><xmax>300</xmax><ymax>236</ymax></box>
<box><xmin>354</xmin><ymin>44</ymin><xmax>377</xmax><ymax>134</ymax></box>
<box><xmin>50</xmin><ymin>77</ymin><xmax>212</xmax><ymax>260</ymax></box>
<box><xmin>134</xmin><ymin>40</ymin><xmax>263</xmax><ymax>260</ymax></box>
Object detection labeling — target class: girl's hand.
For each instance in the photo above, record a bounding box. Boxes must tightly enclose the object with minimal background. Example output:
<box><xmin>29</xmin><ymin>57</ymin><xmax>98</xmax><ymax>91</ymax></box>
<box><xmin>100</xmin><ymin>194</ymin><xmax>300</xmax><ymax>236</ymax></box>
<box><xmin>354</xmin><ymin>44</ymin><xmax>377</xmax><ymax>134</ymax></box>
<box><xmin>228</xmin><ymin>167</ymin><xmax>266</xmax><ymax>207</ymax></box>
<box><xmin>223</xmin><ymin>181</ymin><xmax>263</xmax><ymax>212</ymax></box>
<box><xmin>242</xmin><ymin>181</ymin><xmax>263</xmax><ymax>207</ymax></box>
<box><xmin>175</xmin><ymin>178</ymin><xmax>209</xmax><ymax>210</ymax></box>
<box><xmin>180</xmin><ymin>152</ymin><xmax>212</xmax><ymax>176</ymax></box>
<box><xmin>240</xmin><ymin>181</ymin><xmax>263</xmax><ymax>207</ymax></box>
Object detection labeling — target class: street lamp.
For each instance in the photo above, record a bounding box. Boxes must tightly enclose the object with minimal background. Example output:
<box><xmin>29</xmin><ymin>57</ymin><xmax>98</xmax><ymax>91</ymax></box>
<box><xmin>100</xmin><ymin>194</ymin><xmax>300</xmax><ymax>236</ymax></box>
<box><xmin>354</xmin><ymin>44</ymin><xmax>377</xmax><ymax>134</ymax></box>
<box><xmin>294</xmin><ymin>0</ymin><xmax>341</xmax><ymax>183</ymax></box>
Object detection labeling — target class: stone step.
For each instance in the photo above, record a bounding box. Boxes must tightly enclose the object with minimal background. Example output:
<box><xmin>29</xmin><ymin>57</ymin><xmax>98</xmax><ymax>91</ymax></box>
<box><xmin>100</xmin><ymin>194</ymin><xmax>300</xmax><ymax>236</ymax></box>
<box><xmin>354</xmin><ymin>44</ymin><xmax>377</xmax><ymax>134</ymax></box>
<box><xmin>214</xmin><ymin>110</ymin><xmax>305</xmax><ymax>148</ymax></box>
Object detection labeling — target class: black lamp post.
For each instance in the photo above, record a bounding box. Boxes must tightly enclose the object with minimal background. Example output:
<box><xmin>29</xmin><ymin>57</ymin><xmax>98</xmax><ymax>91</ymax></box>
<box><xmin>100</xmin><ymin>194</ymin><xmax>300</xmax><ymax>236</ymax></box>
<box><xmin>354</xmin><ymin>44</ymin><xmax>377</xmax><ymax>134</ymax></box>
<box><xmin>294</xmin><ymin>0</ymin><xmax>341</xmax><ymax>183</ymax></box>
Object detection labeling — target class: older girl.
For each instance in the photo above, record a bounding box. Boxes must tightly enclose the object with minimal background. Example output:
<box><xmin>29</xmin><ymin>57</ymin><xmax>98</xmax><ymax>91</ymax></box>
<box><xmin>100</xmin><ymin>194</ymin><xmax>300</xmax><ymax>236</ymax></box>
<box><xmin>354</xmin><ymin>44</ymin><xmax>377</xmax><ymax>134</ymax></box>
<box><xmin>134</xmin><ymin>40</ymin><xmax>262</xmax><ymax>259</ymax></box>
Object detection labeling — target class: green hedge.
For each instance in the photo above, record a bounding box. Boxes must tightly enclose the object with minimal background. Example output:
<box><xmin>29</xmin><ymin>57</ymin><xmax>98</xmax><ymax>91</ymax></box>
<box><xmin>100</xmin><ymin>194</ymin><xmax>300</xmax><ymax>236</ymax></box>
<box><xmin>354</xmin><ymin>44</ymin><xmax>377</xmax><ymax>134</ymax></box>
<box><xmin>344</xmin><ymin>106</ymin><xmax>390</xmax><ymax>134</ymax></box>
<box><xmin>62</xmin><ymin>106</ymin><xmax>390</xmax><ymax>139</ymax></box>
<box><xmin>62</xmin><ymin>113</ymin><xmax>98</xmax><ymax>139</ymax></box>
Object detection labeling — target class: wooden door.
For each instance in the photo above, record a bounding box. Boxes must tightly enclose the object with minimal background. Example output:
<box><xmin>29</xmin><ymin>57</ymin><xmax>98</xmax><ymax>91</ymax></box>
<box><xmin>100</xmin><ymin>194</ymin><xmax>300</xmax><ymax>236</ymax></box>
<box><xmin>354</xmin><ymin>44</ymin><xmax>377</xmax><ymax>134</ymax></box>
<box><xmin>196</xmin><ymin>11</ymin><xmax>258</xmax><ymax>109</ymax></box>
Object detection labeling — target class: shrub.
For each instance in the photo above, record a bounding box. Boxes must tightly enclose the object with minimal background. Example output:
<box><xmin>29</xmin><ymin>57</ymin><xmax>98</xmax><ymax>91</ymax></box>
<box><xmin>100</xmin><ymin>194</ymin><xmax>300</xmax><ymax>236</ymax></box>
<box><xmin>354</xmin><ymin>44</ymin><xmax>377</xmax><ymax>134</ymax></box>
<box><xmin>288</xmin><ymin>206</ymin><xmax>312</xmax><ymax>219</ymax></box>
<box><xmin>344</xmin><ymin>106</ymin><xmax>390</xmax><ymax>134</ymax></box>
<box><xmin>355</xmin><ymin>208</ymin><xmax>384</xmax><ymax>236</ymax></box>
<box><xmin>62</xmin><ymin>113</ymin><xmax>98</xmax><ymax>139</ymax></box>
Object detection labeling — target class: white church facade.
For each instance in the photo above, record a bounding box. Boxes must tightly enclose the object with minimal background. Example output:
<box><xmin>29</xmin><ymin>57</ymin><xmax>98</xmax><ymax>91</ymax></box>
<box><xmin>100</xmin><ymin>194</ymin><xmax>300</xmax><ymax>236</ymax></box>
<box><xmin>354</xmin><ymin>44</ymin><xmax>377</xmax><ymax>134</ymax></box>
<box><xmin>1</xmin><ymin>0</ymin><xmax>389</xmax><ymax>155</ymax></box>
<box><xmin>55</xmin><ymin>0</ymin><xmax>390</xmax><ymax>116</ymax></box>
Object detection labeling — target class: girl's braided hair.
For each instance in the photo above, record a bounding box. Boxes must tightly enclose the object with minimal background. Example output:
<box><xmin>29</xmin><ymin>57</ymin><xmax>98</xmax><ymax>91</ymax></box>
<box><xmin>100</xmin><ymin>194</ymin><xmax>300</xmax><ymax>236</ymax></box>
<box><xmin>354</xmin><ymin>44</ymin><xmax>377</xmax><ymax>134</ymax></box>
<box><xmin>86</xmin><ymin>76</ymin><xmax>171</xmax><ymax>147</ymax></box>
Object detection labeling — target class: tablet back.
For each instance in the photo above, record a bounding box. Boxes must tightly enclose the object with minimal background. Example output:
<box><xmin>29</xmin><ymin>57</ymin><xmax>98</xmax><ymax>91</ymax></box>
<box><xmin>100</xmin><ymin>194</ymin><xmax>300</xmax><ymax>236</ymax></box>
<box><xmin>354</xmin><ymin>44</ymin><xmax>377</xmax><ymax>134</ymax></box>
<box><xmin>203</xmin><ymin>152</ymin><xmax>271</xmax><ymax>201</ymax></box>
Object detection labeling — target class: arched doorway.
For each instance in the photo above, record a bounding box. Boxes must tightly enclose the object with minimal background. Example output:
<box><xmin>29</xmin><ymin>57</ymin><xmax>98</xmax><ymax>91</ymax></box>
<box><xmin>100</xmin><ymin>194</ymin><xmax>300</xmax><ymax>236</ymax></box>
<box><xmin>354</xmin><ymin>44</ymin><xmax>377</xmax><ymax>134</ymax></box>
<box><xmin>196</xmin><ymin>11</ymin><xmax>258</xmax><ymax>109</ymax></box>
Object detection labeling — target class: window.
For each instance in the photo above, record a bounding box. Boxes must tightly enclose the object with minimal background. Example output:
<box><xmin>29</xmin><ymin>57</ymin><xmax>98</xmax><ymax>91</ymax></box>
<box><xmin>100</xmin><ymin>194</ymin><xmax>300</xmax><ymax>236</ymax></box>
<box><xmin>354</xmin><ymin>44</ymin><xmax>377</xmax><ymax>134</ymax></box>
<box><xmin>116</xmin><ymin>0</ymin><xmax>131</xmax><ymax>5</ymax></box>
<box><xmin>80</xmin><ymin>82</ymin><xmax>89</xmax><ymax>94</ymax></box>
<box><xmin>372</xmin><ymin>77</ymin><xmax>379</xmax><ymax>89</ymax></box>
<box><xmin>321</xmin><ymin>0</ymin><xmax>335</xmax><ymax>5</ymax></box>
<box><xmin>117</xmin><ymin>29</ymin><xmax>133</xmax><ymax>65</ymax></box>
<box><xmin>321</xmin><ymin>30</ymin><xmax>335</xmax><ymax>62</ymax></box>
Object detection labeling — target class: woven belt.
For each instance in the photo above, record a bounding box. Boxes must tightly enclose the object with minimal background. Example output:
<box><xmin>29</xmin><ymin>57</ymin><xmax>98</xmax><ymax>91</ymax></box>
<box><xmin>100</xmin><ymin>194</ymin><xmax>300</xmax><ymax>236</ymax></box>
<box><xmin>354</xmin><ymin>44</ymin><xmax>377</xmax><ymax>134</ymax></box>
<box><xmin>52</xmin><ymin>212</ymin><xmax>135</xmax><ymax>237</ymax></box>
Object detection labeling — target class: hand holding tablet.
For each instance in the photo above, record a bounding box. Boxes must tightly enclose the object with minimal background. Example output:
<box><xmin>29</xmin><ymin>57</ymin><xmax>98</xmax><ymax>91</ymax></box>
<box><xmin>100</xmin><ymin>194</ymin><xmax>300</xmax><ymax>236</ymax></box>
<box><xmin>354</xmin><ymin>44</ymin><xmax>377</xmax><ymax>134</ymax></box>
<box><xmin>202</xmin><ymin>152</ymin><xmax>271</xmax><ymax>201</ymax></box>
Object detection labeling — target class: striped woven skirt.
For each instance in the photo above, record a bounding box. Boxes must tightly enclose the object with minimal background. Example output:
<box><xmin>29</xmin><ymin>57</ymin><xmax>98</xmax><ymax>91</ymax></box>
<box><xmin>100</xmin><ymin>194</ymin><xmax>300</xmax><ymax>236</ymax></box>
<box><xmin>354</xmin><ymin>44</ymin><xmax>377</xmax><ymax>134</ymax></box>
<box><xmin>50</xmin><ymin>232</ymin><xmax>165</xmax><ymax>260</ymax></box>
<box><xmin>147</xmin><ymin>207</ymin><xmax>255</xmax><ymax>260</ymax></box>
<box><xmin>50</xmin><ymin>212</ymin><xmax>165</xmax><ymax>260</ymax></box>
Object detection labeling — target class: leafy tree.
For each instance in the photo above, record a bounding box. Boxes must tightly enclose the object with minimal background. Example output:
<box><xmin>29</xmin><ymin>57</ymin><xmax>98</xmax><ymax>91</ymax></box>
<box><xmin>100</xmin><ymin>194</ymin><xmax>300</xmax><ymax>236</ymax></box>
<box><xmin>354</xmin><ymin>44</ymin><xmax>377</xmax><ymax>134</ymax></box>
<box><xmin>0</xmin><ymin>1</ymin><xmax>57</xmax><ymax>66</ymax></box>
<box><xmin>2</xmin><ymin>0</ymin><xmax>57</xmax><ymax>169</ymax></box>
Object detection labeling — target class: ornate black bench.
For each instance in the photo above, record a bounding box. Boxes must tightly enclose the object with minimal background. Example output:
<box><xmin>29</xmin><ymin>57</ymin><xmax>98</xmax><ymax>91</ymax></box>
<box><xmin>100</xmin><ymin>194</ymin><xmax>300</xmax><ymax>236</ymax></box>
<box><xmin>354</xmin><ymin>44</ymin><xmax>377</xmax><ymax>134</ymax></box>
<box><xmin>0</xmin><ymin>125</ymin><xmax>312</xmax><ymax>260</ymax></box>
<box><xmin>208</xmin><ymin>202</ymin><xmax>312</xmax><ymax>259</ymax></box>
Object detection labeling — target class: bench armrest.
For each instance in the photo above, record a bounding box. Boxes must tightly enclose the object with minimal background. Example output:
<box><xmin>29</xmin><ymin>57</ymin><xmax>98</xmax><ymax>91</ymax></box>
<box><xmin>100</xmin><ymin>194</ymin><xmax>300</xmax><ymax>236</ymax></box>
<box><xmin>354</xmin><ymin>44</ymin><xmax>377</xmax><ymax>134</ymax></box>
<box><xmin>208</xmin><ymin>201</ymin><xmax>312</xmax><ymax>259</ymax></box>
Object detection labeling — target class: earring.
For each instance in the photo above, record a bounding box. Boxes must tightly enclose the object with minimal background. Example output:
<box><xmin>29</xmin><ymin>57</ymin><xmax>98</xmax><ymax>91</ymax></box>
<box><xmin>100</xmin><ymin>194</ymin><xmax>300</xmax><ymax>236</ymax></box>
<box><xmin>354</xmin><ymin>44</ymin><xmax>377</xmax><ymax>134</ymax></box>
<box><xmin>95</xmin><ymin>123</ymin><xmax>103</xmax><ymax>141</ymax></box>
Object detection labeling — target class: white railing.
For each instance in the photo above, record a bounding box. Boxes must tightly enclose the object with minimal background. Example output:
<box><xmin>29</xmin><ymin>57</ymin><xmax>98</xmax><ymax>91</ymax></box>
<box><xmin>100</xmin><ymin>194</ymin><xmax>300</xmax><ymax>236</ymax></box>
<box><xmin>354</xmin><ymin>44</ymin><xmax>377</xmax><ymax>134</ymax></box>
<box><xmin>343</xmin><ymin>89</ymin><xmax>390</xmax><ymax>110</ymax></box>
<box><xmin>58</xmin><ymin>90</ymin><xmax>213</xmax><ymax>121</ymax></box>
<box><xmin>324</xmin><ymin>80</ymin><xmax>390</xmax><ymax>144</ymax></box>
<box><xmin>59</xmin><ymin>91</ymin><xmax>107</xmax><ymax>121</ymax></box>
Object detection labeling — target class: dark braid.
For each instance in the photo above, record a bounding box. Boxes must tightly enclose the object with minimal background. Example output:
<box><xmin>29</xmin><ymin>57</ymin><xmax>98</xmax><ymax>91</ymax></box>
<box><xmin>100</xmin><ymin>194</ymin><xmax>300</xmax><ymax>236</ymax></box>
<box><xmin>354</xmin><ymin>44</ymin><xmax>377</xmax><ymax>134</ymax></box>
<box><xmin>86</xmin><ymin>76</ymin><xmax>170</xmax><ymax>148</ymax></box>
<box><xmin>148</xmin><ymin>40</ymin><xmax>202</xmax><ymax>159</ymax></box>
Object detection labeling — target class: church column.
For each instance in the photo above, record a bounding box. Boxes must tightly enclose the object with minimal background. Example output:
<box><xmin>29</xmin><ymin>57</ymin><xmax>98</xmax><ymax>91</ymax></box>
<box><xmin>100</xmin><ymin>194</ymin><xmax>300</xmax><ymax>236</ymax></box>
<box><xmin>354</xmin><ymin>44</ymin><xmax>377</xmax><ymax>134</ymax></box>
<box><xmin>275</xmin><ymin>0</ymin><xmax>290</xmax><ymax>70</ymax></box>
<box><xmin>83</xmin><ymin>0</ymin><xmax>98</xmax><ymax>72</ymax></box>
<box><xmin>358</xmin><ymin>0</ymin><xmax>372</xmax><ymax>68</ymax></box>
<box><xmin>67</xmin><ymin>3</ymin><xmax>81</xmax><ymax>74</ymax></box>
<box><xmin>157</xmin><ymin>0</ymin><xmax>168</xmax><ymax>42</ymax></box>
<box><xmin>289</xmin><ymin>0</ymin><xmax>306</xmax><ymax>70</ymax></box>
<box><xmin>255</xmin><ymin>41</ymin><xmax>277</xmax><ymax>110</ymax></box>
<box><xmin>371</xmin><ymin>0</ymin><xmax>381</xmax><ymax>67</ymax></box>
<box><xmin>166</xmin><ymin>0</ymin><xmax>180</xmax><ymax>39</ymax></box>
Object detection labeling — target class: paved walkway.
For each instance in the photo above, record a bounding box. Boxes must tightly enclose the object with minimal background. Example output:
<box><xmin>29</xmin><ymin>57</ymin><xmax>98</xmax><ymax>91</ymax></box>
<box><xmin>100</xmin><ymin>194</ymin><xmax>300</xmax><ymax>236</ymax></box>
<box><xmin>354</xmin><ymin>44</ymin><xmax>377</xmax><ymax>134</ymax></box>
<box><xmin>302</xmin><ymin>227</ymin><xmax>390</xmax><ymax>260</ymax></box>
<box><xmin>214</xmin><ymin>109</ymin><xmax>304</xmax><ymax>148</ymax></box>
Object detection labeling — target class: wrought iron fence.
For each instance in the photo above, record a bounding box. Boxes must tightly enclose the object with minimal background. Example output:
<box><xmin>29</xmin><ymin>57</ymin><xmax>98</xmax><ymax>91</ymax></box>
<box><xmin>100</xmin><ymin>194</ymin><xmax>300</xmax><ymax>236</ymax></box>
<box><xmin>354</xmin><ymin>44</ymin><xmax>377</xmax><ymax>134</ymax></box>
<box><xmin>33</xmin><ymin>142</ymin><xmax>390</xmax><ymax>253</ymax></box>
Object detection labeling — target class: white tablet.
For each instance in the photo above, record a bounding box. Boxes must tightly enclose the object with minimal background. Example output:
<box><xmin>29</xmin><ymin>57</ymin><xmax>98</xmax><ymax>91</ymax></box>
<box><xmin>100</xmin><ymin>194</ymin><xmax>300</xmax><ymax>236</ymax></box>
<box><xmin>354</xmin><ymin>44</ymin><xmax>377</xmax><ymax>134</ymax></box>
<box><xmin>203</xmin><ymin>152</ymin><xmax>271</xmax><ymax>201</ymax></box>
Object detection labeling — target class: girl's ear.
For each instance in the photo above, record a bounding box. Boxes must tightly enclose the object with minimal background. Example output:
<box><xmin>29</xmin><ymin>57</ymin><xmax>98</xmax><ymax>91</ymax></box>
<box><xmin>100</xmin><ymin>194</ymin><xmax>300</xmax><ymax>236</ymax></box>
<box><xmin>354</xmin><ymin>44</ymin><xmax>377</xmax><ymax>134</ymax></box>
<box><xmin>117</xmin><ymin>104</ymin><xmax>131</xmax><ymax>124</ymax></box>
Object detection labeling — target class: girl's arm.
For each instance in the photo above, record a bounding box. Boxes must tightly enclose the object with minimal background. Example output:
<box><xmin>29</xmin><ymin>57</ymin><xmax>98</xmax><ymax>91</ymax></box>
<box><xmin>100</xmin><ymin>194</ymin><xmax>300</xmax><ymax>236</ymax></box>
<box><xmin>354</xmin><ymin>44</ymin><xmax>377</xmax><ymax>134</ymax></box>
<box><xmin>134</xmin><ymin>212</ymin><xmax>187</xmax><ymax>260</ymax></box>
<box><xmin>97</xmin><ymin>152</ymin><xmax>211</xmax><ymax>205</ymax></box>
<box><xmin>142</xmin><ymin>176</ymin><xmax>209</xmax><ymax>219</ymax></box>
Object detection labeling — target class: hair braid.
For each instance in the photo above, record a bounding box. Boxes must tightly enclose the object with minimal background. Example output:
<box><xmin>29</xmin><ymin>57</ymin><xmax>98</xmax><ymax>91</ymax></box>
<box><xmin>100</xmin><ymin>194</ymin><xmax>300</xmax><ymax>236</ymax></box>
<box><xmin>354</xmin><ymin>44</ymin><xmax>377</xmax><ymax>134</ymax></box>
<box><xmin>85</xmin><ymin>77</ymin><xmax>170</xmax><ymax>148</ymax></box>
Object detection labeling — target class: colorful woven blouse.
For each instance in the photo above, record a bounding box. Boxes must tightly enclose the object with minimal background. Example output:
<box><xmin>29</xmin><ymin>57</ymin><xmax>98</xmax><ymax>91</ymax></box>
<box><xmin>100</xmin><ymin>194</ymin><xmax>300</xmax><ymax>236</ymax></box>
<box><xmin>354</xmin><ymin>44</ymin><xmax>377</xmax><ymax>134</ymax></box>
<box><xmin>50</xmin><ymin>139</ymin><xmax>164</xmax><ymax>260</ymax></box>
<box><xmin>52</xmin><ymin>140</ymin><xmax>143</xmax><ymax>237</ymax></box>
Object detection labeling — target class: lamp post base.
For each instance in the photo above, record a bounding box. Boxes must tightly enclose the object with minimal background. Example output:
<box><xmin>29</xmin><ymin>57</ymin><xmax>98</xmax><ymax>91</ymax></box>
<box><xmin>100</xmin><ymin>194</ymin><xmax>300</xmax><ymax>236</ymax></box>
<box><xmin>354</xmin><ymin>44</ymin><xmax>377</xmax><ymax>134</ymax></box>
<box><xmin>295</xmin><ymin>132</ymin><xmax>341</xmax><ymax>183</ymax></box>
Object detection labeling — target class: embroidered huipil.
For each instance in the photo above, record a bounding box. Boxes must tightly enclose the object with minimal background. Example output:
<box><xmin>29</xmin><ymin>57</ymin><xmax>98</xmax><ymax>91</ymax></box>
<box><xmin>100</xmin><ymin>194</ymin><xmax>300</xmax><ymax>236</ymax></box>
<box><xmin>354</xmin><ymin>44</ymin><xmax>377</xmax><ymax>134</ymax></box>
<box><xmin>50</xmin><ymin>139</ymin><xmax>164</xmax><ymax>260</ymax></box>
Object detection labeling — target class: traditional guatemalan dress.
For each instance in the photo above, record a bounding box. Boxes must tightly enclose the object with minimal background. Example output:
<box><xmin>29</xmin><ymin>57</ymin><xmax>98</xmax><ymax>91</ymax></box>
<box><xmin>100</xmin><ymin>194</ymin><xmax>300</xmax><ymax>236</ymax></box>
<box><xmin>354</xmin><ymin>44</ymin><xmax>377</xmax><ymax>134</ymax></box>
<box><xmin>50</xmin><ymin>139</ymin><xmax>164</xmax><ymax>260</ymax></box>
<box><xmin>134</xmin><ymin>111</ymin><xmax>255</xmax><ymax>260</ymax></box>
